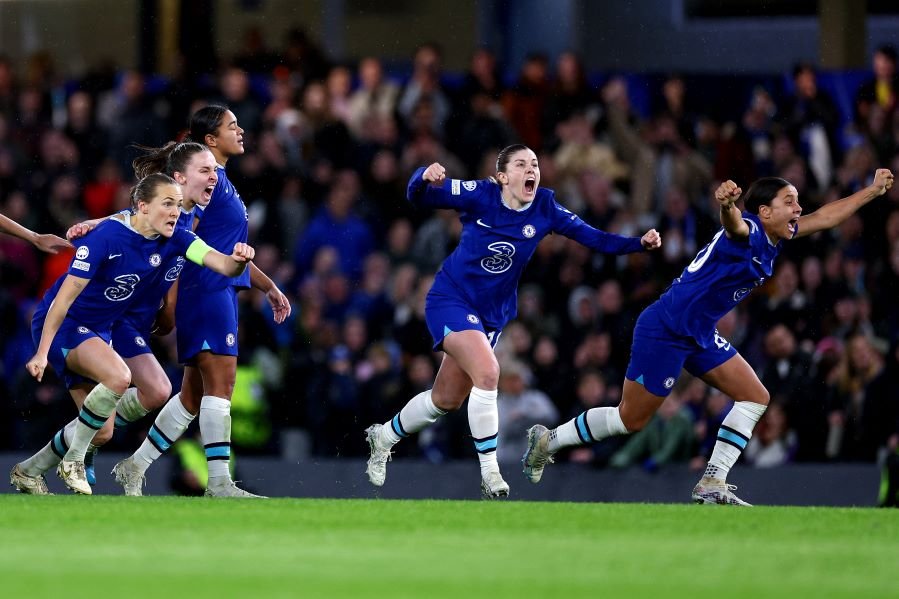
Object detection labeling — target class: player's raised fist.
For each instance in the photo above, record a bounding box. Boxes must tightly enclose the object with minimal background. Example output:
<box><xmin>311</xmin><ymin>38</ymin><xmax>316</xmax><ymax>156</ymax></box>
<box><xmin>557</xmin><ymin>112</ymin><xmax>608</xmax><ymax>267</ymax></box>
<box><xmin>231</xmin><ymin>242</ymin><xmax>255</xmax><ymax>262</ymax></box>
<box><xmin>422</xmin><ymin>163</ymin><xmax>446</xmax><ymax>185</ymax></box>
<box><xmin>715</xmin><ymin>180</ymin><xmax>742</xmax><ymax>206</ymax></box>
<box><xmin>872</xmin><ymin>168</ymin><xmax>894</xmax><ymax>195</ymax></box>
<box><xmin>641</xmin><ymin>228</ymin><xmax>662</xmax><ymax>250</ymax></box>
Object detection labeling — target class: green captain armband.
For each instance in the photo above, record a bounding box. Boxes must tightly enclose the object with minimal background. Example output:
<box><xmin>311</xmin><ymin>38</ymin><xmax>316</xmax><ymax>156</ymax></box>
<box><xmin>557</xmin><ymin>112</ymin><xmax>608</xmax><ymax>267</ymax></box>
<box><xmin>186</xmin><ymin>238</ymin><xmax>214</xmax><ymax>265</ymax></box>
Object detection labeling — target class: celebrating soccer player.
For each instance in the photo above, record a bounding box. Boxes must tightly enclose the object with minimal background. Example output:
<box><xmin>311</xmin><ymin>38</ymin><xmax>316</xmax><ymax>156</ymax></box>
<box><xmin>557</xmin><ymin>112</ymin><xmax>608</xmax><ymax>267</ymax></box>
<box><xmin>523</xmin><ymin>168</ymin><xmax>895</xmax><ymax>505</ymax></box>
<box><xmin>363</xmin><ymin>144</ymin><xmax>661</xmax><ymax>498</ymax></box>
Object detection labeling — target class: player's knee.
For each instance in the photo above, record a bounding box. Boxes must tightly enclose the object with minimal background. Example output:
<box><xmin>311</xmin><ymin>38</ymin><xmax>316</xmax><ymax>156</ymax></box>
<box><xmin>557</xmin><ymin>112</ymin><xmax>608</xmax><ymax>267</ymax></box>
<box><xmin>144</xmin><ymin>379</ymin><xmax>172</xmax><ymax>410</ymax></box>
<box><xmin>754</xmin><ymin>387</ymin><xmax>771</xmax><ymax>406</ymax></box>
<box><xmin>620</xmin><ymin>410</ymin><xmax>651</xmax><ymax>432</ymax></box>
<box><xmin>432</xmin><ymin>391</ymin><xmax>466</xmax><ymax>412</ymax></box>
<box><xmin>472</xmin><ymin>361</ymin><xmax>500</xmax><ymax>391</ymax></box>
<box><xmin>104</xmin><ymin>367</ymin><xmax>131</xmax><ymax>396</ymax></box>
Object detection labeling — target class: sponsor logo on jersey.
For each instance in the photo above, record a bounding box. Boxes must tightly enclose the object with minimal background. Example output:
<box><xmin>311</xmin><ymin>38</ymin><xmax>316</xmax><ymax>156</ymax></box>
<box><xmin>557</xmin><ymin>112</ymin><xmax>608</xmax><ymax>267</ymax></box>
<box><xmin>226</xmin><ymin>333</ymin><xmax>236</xmax><ymax>347</ymax></box>
<box><xmin>663</xmin><ymin>377</ymin><xmax>676</xmax><ymax>389</ymax></box>
<box><xmin>713</xmin><ymin>330</ymin><xmax>732</xmax><ymax>351</ymax></box>
<box><xmin>77</xmin><ymin>326</ymin><xmax>90</xmax><ymax>334</ymax></box>
<box><xmin>108</xmin><ymin>253</ymin><xmax>122</xmax><ymax>259</ymax></box>
<box><xmin>467</xmin><ymin>314</ymin><xmax>480</xmax><ymax>324</ymax></box>
<box><xmin>481</xmin><ymin>241</ymin><xmax>516</xmax><ymax>274</ymax></box>
<box><xmin>451</xmin><ymin>179</ymin><xmax>461</xmax><ymax>195</ymax></box>
<box><xmin>72</xmin><ymin>260</ymin><xmax>90</xmax><ymax>272</ymax></box>
<box><xmin>165</xmin><ymin>256</ymin><xmax>185</xmax><ymax>282</ymax></box>
<box><xmin>75</xmin><ymin>246</ymin><xmax>89</xmax><ymax>260</ymax></box>
<box><xmin>522</xmin><ymin>224</ymin><xmax>536</xmax><ymax>238</ymax></box>
<box><xmin>476</xmin><ymin>219</ymin><xmax>492</xmax><ymax>228</ymax></box>
<box><xmin>149</xmin><ymin>253</ymin><xmax>161</xmax><ymax>267</ymax></box>
<box><xmin>734</xmin><ymin>287</ymin><xmax>751</xmax><ymax>301</ymax></box>
<box><xmin>462</xmin><ymin>180</ymin><xmax>477</xmax><ymax>192</ymax></box>
<box><xmin>134</xmin><ymin>336</ymin><xmax>147</xmax><ymax>347</ymax></box>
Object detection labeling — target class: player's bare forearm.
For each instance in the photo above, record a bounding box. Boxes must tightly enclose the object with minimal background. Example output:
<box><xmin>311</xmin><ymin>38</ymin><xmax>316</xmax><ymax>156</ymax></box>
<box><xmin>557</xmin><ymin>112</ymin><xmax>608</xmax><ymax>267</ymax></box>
<box><xmin>250</xmin><ymin>262</ymin><xmax>291</xmax><ymax>322</ymax></box>
<box><xmin>0</xmin><ymin>214</ymin><xmax>35</xmax><ymax>241</ymax></box>
<box><xmin>38</xmin><ymin>276</ymin><xmax>84</xmax><ymax>354</ymax></box>
<box><xmin>250</xmin><ymin>262</ymin><xmax>275</xmax><ymax>293</ymax></box>
<box><xmin>715</xmin><ymin>180</ymin><xmax>749</xmax><ymax>239</ymax></box>
<box><xmin>797</xmin><ymin>169</ymin><xmax>893</xmax><ymax>237</ymax></box>
<box><xmin>719</xmin><ymin>202</ymin><xmax>747</xmax><ymax>238</ymax></box>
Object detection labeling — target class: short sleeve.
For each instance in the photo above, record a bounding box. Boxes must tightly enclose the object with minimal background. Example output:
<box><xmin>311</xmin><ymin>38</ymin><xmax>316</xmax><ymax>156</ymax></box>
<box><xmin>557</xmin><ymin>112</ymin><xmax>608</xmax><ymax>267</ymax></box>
<box><xmin>68</xmin><ymin>228</ymin><xmax>111</xmax><ymax>279</ymax></box>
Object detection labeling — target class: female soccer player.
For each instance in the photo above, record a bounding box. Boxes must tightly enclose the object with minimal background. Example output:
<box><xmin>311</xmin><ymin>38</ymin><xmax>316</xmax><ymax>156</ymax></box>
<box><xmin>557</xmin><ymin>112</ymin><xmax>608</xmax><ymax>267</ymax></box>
<box><xmin>13</xmin><ymin>173</ymin><xmax>255</xmax><ymax>495</ymax></box>
<box><xmin>11</xmin><ymin>142</ymin><xmax>219</xmax><ymax>493</ymax></box>
<box><xmin>0</xmin><ymin>214</ymin><xmax>71</xmax><ymax>253</ymax></box>
<box><xmin>170</xmin><ymin>105</ymin><xmax>290</xmax><ymax>498</ymax></box>
<box><xmin>364</xmin><ymin>144</ymin><xmax>661</xmax><ymax>498</ymax></box>
<box><xmin>523</xmin><ymin>168</ymin><xmax>895</xmax><ymax>505</ymax></box>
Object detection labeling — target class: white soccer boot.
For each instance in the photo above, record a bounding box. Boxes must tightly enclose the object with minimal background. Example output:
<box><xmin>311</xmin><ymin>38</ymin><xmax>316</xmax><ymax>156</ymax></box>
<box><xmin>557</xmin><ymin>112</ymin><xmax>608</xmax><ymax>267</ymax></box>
<box><xmin>112</xmin><ymin>458</ymin><xmax>146</xmax><ymax>497</ymax></box>
<box><xmin>56</xmin><ymin>460</ymin><xmax>92</xmax><ymax>495</ymax></box>
<box><xmin>364</xmin><ymin>424</ymin><xmax>393</xmax><ymax>487</ymax></box>
<box><xmin>480</xmin><ymin>469</ymin><xmax>510</xmax><ymax>499</ymax></box>
<box><xmin>521</xmin><ymin>424</ymin><xmax>554</xmax><ymax>484</ymax></box>
<box><xmin>204</xmin><ymin>480</ymin><xmax>267</xmax><ymax>498</ymax></box>
<box><xmin>691</xmin><ymin>477</ymin><xmax>753</xmax><ymax>506</ymax></box>
<box><xmin>10</xmin><ymin>464</ymin><xmax>53</xmax><ymax>495</ymax></box>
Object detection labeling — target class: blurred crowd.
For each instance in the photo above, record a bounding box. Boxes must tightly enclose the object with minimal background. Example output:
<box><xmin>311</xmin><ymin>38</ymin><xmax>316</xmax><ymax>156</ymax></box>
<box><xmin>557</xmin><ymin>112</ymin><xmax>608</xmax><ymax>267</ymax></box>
<box><xmin>1</xmin><ymin>28</ymin><xmax>898</xmax><ymax>474</ymax></box>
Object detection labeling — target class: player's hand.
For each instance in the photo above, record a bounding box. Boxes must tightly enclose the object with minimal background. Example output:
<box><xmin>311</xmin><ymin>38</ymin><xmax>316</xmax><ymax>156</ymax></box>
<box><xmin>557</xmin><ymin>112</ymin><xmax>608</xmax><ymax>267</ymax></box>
<box><xmin>151</xmin><ymin>304</ymin><xmax>175</xmax><ymax>336</ymax></box>
<box><xmin>715</xmin><ymin>180</ymin><xmax>742</xmax><ymax>207</ymax></box>
<box><xmin>422</xmin><ymin>163</ymin><xmax>446</xmax><ymax>186</ymax></box>
<box><xmin>26</xmin><ymin>354</ymin><xmax>48</xmax><ymax>382</ymax></box>
<box><xmin>231</xmin><ymin>242</ymin><xmax>255</xmax><ymax>263</ymax></box>
<box><xmin>66</xmin><ymin>222</ymin><xmax>94</xmax><ymax>241</ymax></box>
<box><xmin>641</xmin><ymin>228</ymin><xmax>661</xmax><ymax>250</ymax></box>
<box><xmin>34</xmin><ymin>233</ymin><xmax>72</xmax><ymax>254</ymax></box>
<box><xmin>872</xmin><ymin>168</ymin><xmax>894</xmax><ymax>196</ymax></box>
<box><xmin>265</xmin><ymin>286</ymin><xmax>292</xmax><ymax>324</ymax></box>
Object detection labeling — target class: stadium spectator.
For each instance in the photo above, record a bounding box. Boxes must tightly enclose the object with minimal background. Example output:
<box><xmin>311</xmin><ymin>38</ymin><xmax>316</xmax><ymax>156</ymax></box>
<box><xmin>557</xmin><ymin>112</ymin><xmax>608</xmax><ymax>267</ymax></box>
<box><xmin>495</xmin><ymin>360</ymin><xmax>558</xmax><ymax>463</ymax></box>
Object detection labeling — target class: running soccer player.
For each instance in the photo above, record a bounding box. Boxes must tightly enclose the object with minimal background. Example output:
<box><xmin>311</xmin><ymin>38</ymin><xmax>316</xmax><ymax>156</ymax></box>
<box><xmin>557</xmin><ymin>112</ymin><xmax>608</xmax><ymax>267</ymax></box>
<box><xmin>523</xmin><ymin>168</ymin><xmax>895</xmax><ymax>505</ymax></box>
<box><xmin>363</xmin><ymin>144</ymin><xmax>661</xmax><ymax>498</ymax></box>
<box><xmin>170</xmin><ymin>106</ymin><xmax>290</xmax><ymax>498</ymax></box>
<box><xmin>11</xmin><ymin>173</ymin><xmax>255</xmax><ymax>495</ymax></box>
<box><xmin>39</xmin><ymin>142</ymin><xmax>218</xmax><ymax>491</ymax></box>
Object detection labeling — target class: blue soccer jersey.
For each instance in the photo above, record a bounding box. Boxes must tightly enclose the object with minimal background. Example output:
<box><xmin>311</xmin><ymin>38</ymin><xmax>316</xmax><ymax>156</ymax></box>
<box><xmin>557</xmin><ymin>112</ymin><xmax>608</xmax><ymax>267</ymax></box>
<box><xmin>407</xmin><ymin>168</ymin><xmax>644</xmax><ymax>330</ymax></box>
<box><xmin>36</xmin><ymin>218</ymin><xmax>199</xmax><ymax>334</ymax></box>
<box><xmin>656</xmin><ymin>212</ymin><xmax>793</xmax><ymax>347</ymax></box>
<box><xmin>117</xmin><ymin>207</ymin><xmax>197</xmax><ymax>334</ymax></box>
<box><xmin>179</xmin><ymin>165</ymin><xmax>249</xmax><ymax>293</ymax></box>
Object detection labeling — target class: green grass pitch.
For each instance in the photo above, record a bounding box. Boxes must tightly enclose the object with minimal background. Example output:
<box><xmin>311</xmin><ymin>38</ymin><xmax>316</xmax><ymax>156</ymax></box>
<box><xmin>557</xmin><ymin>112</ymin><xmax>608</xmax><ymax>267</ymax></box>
<box><xmin>1</xmin><ymin>496</ymin><xmax>896</xmax><ymax>598</ymax></box>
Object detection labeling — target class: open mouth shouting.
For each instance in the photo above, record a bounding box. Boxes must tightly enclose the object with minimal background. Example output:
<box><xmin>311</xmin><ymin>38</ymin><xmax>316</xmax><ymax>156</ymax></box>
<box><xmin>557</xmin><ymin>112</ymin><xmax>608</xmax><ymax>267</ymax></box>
<box><xmin>524</xmin><ymin>176</ymin><xmax>537</xmax><ymax>196</ymax></box>
<box><xmin>787</xmin><ymin>217</ymin><xmax>799</xmax><ymax>236</ymax></box>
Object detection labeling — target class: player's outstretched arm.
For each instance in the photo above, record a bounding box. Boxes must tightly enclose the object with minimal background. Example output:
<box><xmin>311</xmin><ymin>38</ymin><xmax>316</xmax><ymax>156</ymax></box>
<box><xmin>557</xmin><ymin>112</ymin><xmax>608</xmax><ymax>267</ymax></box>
<box><xmin>201</xmin><ymin>241</ymin><xmax>255</xmax><ymax>278</ymax></box>
<box><xmin>796</xmin><ymin>168</ymin><xmax>894</xmax><ymax>238</ymax></box>
<box><xmin>0</xmin><ymin>214</ymin><xmax>72</xmax><ymax>254</ymax></box>
<box><xmin>716</xmin><ymin>180</ymin><xmax>749</xmax><ymax>240</ymax></box>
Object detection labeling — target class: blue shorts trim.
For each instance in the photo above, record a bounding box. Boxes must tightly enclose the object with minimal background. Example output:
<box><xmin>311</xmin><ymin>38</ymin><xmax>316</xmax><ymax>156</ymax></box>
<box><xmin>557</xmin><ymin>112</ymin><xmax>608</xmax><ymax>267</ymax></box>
<box><xmin>175</xmin><ymin>285</ymin><xmax>239</xmax><ymax>363</ymax></box>
<box><xmin>424</xmin><ymin>293</ymin><xmax>501</xmax><ymax>352</ymax></box>
<box><xmin>625</xmin><ymin>303</ymin><xmax>737</xmax><ymax>397</ymax></box>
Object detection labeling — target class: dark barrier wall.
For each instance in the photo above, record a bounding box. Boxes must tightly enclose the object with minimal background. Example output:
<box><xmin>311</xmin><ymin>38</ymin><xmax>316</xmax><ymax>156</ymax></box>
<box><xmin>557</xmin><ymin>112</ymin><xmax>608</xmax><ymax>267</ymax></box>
<box><xmin>1</xmin><ymin>455</ymin><xmax>881</xmax><ymax>507</ymax></box>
